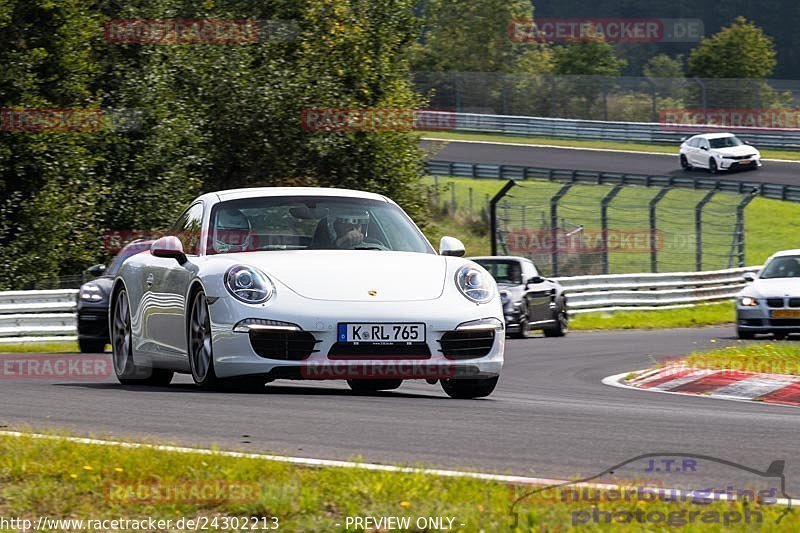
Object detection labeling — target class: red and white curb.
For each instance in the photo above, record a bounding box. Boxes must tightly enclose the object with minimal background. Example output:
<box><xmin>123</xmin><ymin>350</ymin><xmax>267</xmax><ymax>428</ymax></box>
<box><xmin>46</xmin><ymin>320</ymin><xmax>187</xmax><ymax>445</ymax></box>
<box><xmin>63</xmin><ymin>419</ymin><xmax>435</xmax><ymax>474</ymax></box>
<box><xmin>603</xmin><ymin>364</ymin><xmax>800</xmax><ymax>408</ymax></box>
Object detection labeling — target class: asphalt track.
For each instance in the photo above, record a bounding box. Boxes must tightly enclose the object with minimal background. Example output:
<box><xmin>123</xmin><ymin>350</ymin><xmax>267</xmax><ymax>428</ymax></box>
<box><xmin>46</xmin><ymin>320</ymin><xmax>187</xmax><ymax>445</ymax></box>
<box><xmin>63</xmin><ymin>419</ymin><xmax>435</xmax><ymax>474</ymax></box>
<box><xmin>2</xmin><ymin>328</ymin><xmax>799</xmax><ymax>494</ymax></box>
<box><xmin>421</xmin><ymin>138</ymin><xmax>800</xmax><ymax>186</ymax></box>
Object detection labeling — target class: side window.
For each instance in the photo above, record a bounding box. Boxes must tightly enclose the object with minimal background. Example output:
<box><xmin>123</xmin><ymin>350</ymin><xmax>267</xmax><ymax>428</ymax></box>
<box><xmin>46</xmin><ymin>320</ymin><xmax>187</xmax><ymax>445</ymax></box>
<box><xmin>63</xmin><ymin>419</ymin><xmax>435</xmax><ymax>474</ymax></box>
<box><xmin>700</xmin><ymin>139</ymin><xmax>709</xmax><ymax>150</ymax></box>
<box><xmin>522</xmin><ymin>260</ymin><xmax>538</xmax><ymax>281</ymax></box>
<box><xmin>173</xmin><ymin>203</ymin><xmax>204</xmax><ymax>255</ymax></box>
<box><xmin>687</xmin><ymin>138</ymin><xmax>697</xmax><ymax>148</ymax></box>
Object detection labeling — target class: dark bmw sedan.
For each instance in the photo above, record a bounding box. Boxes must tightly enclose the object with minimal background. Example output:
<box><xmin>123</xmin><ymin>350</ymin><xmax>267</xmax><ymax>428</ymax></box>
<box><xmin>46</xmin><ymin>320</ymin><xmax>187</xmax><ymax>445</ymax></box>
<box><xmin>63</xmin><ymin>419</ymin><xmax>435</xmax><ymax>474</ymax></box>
<box><xmin>470</xmin><ymin>256</ymin><xmax>568</xmax><ymax>339</ymax></box>
<box><xmin>76</xmin><ymin>239</ymin><xmax>152</xmax><ymax>352</ymax></box>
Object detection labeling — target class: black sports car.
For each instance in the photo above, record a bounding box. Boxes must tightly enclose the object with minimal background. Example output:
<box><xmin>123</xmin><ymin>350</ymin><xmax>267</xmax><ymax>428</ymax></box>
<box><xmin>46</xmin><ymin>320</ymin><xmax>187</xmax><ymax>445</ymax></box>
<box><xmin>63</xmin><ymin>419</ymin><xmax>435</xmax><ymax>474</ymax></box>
<box><xmin>471</xmin><ymin>256</ymin><xmax>568</xmax><ymax>338</ymax></box>
<box><xmin>76</xmin><ymin>240</ymin><xmax>152</xmax><ymax>352</ymax></box>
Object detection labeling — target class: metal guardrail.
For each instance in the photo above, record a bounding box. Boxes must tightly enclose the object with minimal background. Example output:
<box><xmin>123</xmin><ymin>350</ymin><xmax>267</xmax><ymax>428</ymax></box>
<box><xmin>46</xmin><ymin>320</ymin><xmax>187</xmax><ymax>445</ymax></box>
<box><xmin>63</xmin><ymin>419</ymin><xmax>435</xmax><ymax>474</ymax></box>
<box><xmin>0</xmin><ymin>290</ymin><xmax>77</xmax><ymax>343</ymax></box>
<box><xmin>0</xmin><ymin>268</ymin><xmax>757</xmax><ymax>341</ymax></box>
<box><xmin>554</xmin><ymin>266</ymin><xmax>760</xmax><ymax>315</ymax></box>
<box><xmin>418</xmin><ymin>111</ymin><xmax>800</xmax><ymax>150</ymax></box>
<box><xmin>425</xmin><ymin>160</ymin><xmax>800</xmax><ymax>203</ymax></box>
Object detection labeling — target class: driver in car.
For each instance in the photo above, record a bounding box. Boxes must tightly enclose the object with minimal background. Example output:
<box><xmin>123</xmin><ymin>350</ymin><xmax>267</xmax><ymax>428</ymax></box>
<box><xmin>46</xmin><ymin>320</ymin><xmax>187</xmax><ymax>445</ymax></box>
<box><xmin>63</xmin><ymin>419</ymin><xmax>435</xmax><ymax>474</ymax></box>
<box><xmin>328</xmin><ymin>209</ymin><xmax>370</xmax><ymax>249</ymax></box>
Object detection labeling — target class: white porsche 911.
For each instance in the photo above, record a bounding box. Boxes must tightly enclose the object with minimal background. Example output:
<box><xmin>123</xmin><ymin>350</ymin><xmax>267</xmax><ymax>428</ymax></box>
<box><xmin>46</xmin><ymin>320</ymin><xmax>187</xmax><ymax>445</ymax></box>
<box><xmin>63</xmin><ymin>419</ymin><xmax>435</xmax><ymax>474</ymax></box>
<box><xmin>110</xmin><ymin>187</ymin><xmax>504</xmax><ymax>398</ymax></box>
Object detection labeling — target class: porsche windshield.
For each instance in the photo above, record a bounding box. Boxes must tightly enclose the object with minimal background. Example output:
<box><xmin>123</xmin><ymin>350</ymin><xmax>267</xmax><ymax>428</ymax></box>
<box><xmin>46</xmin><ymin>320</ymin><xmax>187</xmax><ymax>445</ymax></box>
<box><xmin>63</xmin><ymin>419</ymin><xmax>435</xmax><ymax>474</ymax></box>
<box><xmin>760</xmin><ymin>256</ymin><xmax>800</xmax><ymax>279</ymax></box>
<box><xmin>205</xmin><ymin>196</ymin><xmax>434</xmax><ymax>254</ymax></box>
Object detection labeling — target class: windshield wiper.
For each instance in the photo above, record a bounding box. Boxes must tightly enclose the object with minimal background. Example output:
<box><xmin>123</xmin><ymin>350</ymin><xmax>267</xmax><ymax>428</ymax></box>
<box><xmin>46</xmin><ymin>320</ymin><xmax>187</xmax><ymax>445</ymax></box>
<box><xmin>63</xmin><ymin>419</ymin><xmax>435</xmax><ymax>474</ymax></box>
<box><xmin>353</xmin><ymin>246</ymin><xmax>383</xmax><ymax>250</ymax></box>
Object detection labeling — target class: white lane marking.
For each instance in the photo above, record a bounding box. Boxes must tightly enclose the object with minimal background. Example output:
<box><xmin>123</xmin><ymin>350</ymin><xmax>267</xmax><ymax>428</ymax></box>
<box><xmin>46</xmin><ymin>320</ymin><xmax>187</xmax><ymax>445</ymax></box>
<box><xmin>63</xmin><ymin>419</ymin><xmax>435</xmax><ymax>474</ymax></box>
<box><xmin>602</xmin><ymin>371</ymin><xmax>800</xmax><ymax>410</ymax></box>
<box><xmin>711</xmin><ymin>376</ymin><xmax>798</xmax><ymax>400</ymax></box>
<box><xmin>0</xmin><ymin>430</ymin><xmax>793</xmax><ymax>508</ymax></box>
<box><xmin>421</xmin><ymin>137</ymin><xmax>800</xmax><ymax>164</ymax></box>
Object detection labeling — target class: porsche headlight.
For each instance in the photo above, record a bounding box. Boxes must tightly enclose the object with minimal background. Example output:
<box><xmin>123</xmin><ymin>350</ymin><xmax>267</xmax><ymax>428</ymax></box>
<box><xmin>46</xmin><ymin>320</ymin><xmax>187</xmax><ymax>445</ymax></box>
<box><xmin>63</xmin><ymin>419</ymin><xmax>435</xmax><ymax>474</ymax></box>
<box><xmin>455</xmin><ymin>264</ymin><xmax>494</xmax><ymax>304</ymax></box>
<box><xmin>739</xmin><ymin>296</ymin><xmax>759</xmax><ymax>307</ymax></box>
<box><xmin>225</xmin><ymin>265</ymin><xmax>274</xmax><ymax>304</ymax></box>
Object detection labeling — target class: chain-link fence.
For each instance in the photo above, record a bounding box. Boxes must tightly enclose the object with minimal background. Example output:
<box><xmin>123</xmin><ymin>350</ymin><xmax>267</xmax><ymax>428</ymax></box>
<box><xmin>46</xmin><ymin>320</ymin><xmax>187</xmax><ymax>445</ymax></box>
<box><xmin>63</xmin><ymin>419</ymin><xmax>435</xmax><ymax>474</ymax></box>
<box><xmin>414</xmin><ymin>72</ymin><xmax>800</xmax><ymax>123</ymax></box>
<box><xmin>491</xmin><ymin>180</ymin><xmax>751</xmax><ymax>277</ymax></box>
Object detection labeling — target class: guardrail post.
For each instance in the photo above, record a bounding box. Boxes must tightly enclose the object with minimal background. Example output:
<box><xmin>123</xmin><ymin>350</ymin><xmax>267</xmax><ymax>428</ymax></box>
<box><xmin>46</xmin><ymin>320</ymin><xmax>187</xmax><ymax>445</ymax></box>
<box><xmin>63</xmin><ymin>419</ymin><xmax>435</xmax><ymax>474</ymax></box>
<box><xmin>734</xmin><ymin>192</ymin><xmax>758</xmax><ymax>267</ymax></box>
<box><xmin>489</xmin><ymin>180</ymin><xmax>517</xmax><ymax>256</ymax></box>
<box><xmin>649</xmin><ymin>187</ymin><xmax>671</xmax><ymax>273</ymax></box>
<box><xmin>694</xmin><ymin>191</ymin><xmax>716</xmax><ymax>271</ymax></box>
<box><xmin>550</xmin><ymin>184</ymin><xmax>573</xmax><ymax>276</ymax></box>
<box><xmin>600</xmin><ymin>184</ymin><xmax>624</xmax><ymax>274</ymax></box>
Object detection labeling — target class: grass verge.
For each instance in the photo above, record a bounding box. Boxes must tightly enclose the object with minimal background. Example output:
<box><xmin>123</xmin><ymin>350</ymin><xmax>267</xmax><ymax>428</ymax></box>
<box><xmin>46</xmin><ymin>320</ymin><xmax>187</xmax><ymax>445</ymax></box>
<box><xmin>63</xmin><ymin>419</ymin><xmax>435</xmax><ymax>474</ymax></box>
<box><xmin>419</xmin><ymin>130</ymin><xmax>800</xmax><ymax>161</ymax></box>
<box><xmin>0</xmin><ymin>341</ymin><xmax>80</xmax><ymax>353</ymax></box>
<box><xmin>570</xmin><ymin>303</ymin><xmax>734</xmax><ymax>331</ymax></box>
<box><xmin>682</xmin><ymin>342</ymin><xmax>800</xmax><ymax>376</ymax></box>
<box><xmin>1</xmin><ymin>432</ymin><xmax>796</xmax><ymax>531</ymax></box>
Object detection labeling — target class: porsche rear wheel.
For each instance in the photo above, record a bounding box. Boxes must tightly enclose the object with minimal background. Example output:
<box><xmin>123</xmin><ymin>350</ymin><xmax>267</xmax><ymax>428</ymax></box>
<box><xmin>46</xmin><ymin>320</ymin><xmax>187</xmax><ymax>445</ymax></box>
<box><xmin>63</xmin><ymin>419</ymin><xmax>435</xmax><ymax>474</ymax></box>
<box><xmin>189</xmin><ymin>290</ymin><xmax>219</xmax><ymax>388</ymax></box>
<box><xmin>111</xmin><ymin>289</ymin><xmax>173</xmax><ymax>386</ymax></box>
<box><xmin>347</xmin><ymin>379</ymin><xmax>403</xmax><ymax>392</ymax></box>
<box><xmin>441</xmin><ymin>376</ymin><xmax>498</xmax><ymax>399</ymax></box>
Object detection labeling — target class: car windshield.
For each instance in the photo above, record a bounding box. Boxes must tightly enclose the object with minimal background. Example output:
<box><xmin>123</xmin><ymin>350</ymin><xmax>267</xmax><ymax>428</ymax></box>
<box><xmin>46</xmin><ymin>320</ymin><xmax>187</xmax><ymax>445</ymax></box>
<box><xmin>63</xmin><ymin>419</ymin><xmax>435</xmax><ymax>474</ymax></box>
<box><xmin>205</xmin><ymin>196</ymin><xmax>434</xmax><ymax>254</ymax></box>
<box><xmin>474</xmin><ymin>260</ymin><xmax>523</xmax><ymax>284</ymax></box>
<box><xmin>709</xmin><ymin>136</ymin><xmax>744</xmax><ymax>149</ymax></box>
<box><xmin>760</xmin><ymin>256</ymin><xmax>800</xmax><ymax>279</ymax></box>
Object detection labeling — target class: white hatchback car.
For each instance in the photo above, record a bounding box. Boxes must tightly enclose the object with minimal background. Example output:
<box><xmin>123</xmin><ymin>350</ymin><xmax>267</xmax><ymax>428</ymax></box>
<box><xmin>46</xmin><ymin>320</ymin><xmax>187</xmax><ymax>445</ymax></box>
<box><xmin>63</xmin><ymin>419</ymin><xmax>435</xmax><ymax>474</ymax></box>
<box><xmin>679</xmin><ymin>133</ymin><xmax>761</xmax><ymax>173</ymax></box>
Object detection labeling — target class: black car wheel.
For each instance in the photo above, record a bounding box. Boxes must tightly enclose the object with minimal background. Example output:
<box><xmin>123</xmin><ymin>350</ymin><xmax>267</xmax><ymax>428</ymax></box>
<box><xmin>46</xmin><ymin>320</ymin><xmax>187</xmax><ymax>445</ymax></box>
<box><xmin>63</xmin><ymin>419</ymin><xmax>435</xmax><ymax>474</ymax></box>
<box><xmin>680</xmin><ymin>154</ymin><xmax>692</xmax><ymax>170</ymax></box>
<box><xmin>709</xmin><ymin>158</ymin><xmax>718</xmax><ymax>174</ymax></box>
<box><xmin>441</xmin><ymin>376</ymin><xmax>499</xmax><ymax>399</ymax></box>
<box><xmin>78</xmin><ymin>338</ymin><xmax>106</xmax><ymax>353</ymax></box>
<box><xmin>543</xmin><ymin>298</ymin><xmax>568</xmax><ymax>337</ymax></box>
<box><xmin>188</xmin><ymin>290</ymin><xmax>220</xmax><ymax>388</ymax></box>
<box><xmin>111</xmin><ymin>289</ymin><xmax>173</xmax><ymax>385</ymax></box>
<box><xmin>512</xmin><ymin>314</ymin><xmax>532</xmax><ymax>339</ymax></box>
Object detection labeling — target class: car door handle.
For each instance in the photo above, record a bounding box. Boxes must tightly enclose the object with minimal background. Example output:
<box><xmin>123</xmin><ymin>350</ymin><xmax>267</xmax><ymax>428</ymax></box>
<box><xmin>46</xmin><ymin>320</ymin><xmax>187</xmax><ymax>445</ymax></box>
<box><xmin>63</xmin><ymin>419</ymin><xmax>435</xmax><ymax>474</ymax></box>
<box><xmin>146</xmin><ymin>273</ymin><xmax>154</xmax><ymax>288</ymax></box>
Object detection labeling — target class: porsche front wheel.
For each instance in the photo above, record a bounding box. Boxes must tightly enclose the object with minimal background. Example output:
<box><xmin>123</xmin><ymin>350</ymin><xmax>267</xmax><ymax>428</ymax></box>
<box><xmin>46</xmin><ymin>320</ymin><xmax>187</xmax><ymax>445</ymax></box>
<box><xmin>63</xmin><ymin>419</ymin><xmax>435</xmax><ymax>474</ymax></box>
<box><xmin>188</xmin><ymin>290</ymin><xmax>220</xmax><ymax>388</ymax></box>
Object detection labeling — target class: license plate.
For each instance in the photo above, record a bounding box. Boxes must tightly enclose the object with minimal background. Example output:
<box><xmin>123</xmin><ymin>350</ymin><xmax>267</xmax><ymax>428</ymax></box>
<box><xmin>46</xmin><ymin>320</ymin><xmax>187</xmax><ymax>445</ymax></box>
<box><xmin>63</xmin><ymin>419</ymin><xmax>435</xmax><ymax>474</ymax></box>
<box><xmin>338</xmin><ymin>323</ymin><xmax>426</xmax><ymax>344</ymax></box>
<box><xmin>772</xmin><ymin>310</ymin><xmax>800</xmax><ymax>319</ymax></box>
<box><xmin>739</xmin><ymin>159</ymin><xmax>751</xmax><ymax>165</ymax></box>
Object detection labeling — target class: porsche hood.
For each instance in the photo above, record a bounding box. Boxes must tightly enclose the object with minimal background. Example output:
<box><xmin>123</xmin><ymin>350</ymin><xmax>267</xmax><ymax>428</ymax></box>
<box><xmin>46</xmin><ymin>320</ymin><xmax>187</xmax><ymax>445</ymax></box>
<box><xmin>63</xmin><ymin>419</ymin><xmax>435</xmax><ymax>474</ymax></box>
<box><xmin>219</xmin><ymin>251</ymin><xmax>448</xmax><ymax>301</ymax></box>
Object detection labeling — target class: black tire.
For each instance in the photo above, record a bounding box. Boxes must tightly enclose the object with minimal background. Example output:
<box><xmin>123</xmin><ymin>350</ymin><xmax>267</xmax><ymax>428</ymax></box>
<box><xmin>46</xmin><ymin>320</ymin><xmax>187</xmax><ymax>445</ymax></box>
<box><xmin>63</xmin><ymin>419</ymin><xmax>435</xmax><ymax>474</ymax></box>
<box><xmin>543</xmin><ymin>298</ymin><xmax>568</xmax><ymax>338</ymax></box>
<box><xmin>511</xmin><ymin>314</ymin><xmax>532</xmax><ymax>339</ymax></box>
<box><xmin>680</xmin><ymin>154</ymin><xmax>692</xmax><ymax>170</ymax></box>
<box><xmin>441</xmin><ymin>376</ymin><xmax>499</xmax><ymax>399</ymax></box>
<box><xmin>709</xmin><ymin>158</ymin><xmax>718</xmax><ymax>174</ymax></box>
<box><xmin>78</xmin><ymin>338</ymin><xmax>106</xmax><ymax>353</ymax></box>
<box><xmin>347</xmin><ymin>379</ymin><xmax>403</xmax><ymax>392</ymax></box>
<box><xmin>111</xmin><ymin>289</ymin><xmax>174</xmax><ymax>386</ymax></box>
<box><xmin>737</xmin><ymin>329</ymin><xmax>755</xmax><ymax>340</ymax></box>
<box><xmin>188</xmin><ymin>290</ymin><xmax>220</xmax><ymax>388</ymax></box>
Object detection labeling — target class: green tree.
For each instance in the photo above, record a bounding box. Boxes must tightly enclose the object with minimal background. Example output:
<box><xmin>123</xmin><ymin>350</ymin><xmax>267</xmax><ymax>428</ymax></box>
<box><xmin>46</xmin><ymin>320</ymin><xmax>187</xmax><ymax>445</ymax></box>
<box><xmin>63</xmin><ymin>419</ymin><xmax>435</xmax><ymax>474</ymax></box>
<box><xmin>688</xmin><ymin>17</ymin><xmax>776</xmax><ymax>79</ymax></box>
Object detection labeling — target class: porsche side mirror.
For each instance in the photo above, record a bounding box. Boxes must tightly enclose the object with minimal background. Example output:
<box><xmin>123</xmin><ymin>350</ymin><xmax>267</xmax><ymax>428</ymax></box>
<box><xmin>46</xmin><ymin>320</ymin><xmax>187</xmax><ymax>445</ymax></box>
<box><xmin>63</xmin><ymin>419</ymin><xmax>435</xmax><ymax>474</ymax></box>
<box><xmin>527</xmin><ymin>276</ymin><xmax>545</xmax><ymax>286</ymax></box>
<box><xmin>439</xmin><ymin>236</ymin><xmax>465</xmax><ymax>257</ymax></box>
<box><xmin>151</xmin><ymin>236</ymin><xmax>188</xmax><ymax>264</ymax></box>
<box><xmin>743</xmin><ymin>272</ymin><xmax>756</xmax><ymax>283</ymax></box>
<box><xmin>86</xmin><ymin>264</ymin><xmax>106</xmax><ymax>277</ymax></box>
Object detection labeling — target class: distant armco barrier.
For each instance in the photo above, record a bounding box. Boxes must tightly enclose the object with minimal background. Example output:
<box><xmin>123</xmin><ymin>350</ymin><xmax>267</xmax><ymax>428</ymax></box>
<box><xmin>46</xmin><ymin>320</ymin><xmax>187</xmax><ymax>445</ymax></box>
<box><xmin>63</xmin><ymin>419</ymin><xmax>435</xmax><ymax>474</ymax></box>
<box><xmin>661</xmin><ymin>108</ymin><xmax>800</xmax><ymax>130</ymax></box>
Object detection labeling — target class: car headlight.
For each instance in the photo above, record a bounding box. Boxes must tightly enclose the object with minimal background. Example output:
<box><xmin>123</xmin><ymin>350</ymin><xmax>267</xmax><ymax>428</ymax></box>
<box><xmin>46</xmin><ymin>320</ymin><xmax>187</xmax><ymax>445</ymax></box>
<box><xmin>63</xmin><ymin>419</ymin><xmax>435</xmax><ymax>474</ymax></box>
<box><xmin>740</xmin><ymin>296</ymin><xmax>759</xmax><ymax>307</ymax></box>
<box><xmin>455</xmin><ymin>264</ymin><xmax>494</xmax><ymax>304</ymax></box>
<box><xmin>79</xmin><ymin>284</ymin><xmax>104</xmax><ymax>302</ymax></box>
<box><xmin>225</xmin><ymin>265</ymin><xmax>274</xmax><ymax>304</ymax></box>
